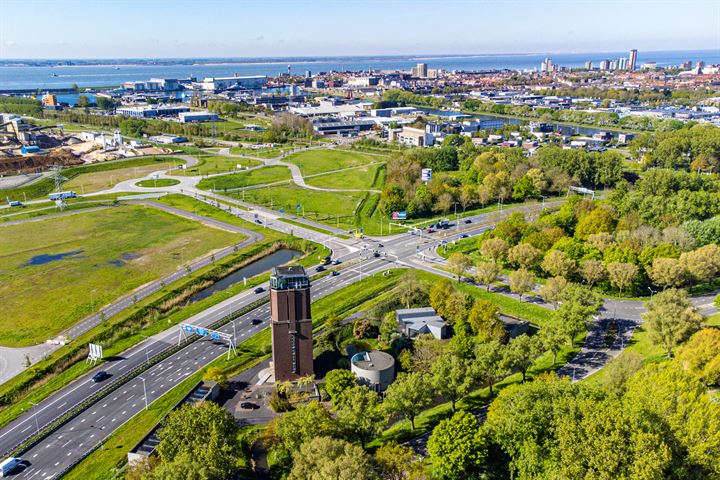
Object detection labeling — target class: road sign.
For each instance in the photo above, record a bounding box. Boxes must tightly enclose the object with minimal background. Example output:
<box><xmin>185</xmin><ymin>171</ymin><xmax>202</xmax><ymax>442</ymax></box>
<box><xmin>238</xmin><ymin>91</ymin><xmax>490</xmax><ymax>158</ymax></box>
<box><xmin>184</xmin><ymin>325</ymin><xmax>194</xmax><ymax>333</ymax></box>
<box><xmin>421</xmin><ymin>168</ymin><xmax>432</xmax><ymax>182</ymax></box>
<box><xmin>296</xmin><ymin>204</ymin><xmax>301</xmax><ymax>210</ymax></box>
<box><xmin>392</xmin><ymin>211</ymin><xmax>407</xmax><ymax>220</ymax></box>
<box><xmin>195</xmin><ymin>327</ymin><xmax>208</xmax><ymax>336</ymax></box>
<box><xmin>210</xmin><ymin>332</ymin><xmax>221</xmax><ymax>340</ymax></box>
<box><xmin>279</xmin><ymin>208</ymin><xmax>285</xmax><ymax>213</ymax></box>
<box><xmin>86</xmin><ymin>343</ymin><xmax>103</xmax><ymax>364</ymax></box>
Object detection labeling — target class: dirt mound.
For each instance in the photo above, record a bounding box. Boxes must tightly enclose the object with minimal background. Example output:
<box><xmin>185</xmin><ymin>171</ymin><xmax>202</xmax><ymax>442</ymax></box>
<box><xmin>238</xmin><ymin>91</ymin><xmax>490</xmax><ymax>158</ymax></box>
<box><xmin>0</xmin><ymin>149</ymin><xmax>82</xmax><ymax>175</ymax></box>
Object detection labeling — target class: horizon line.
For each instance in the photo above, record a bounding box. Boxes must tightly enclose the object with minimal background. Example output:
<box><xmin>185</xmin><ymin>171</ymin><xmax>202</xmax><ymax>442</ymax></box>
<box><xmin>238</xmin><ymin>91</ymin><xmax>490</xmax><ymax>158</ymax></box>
<box><xmin>1</xmin><ymin>47</ymin><xmax>716</xmax><ymax>62</ymax></box>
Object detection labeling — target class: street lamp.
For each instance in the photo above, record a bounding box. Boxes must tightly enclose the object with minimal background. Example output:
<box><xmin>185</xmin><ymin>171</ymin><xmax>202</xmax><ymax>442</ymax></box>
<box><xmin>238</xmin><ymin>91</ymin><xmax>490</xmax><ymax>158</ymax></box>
<box><xmin>140</xmin><ymin>335</ymin><xmax>150</xmax><ymax>364</ymax></box>
<box><xmin>29</xmin><ymin>401</ymin><xmax>40</xmax><ymax>436</ymax></box>
<box><xmin>647</xmin><ymin>286</ymin><xmax>656</xmax><ymax>297</ymax></box>
<box><xmin>138</xmin><ymin>376</ymin><xmax>149</xmax><ymax>410</ymax></box>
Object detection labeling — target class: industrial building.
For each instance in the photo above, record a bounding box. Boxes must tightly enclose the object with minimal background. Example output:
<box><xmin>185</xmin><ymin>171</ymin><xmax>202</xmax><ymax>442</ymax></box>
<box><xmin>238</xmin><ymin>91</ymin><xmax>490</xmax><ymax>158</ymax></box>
<box><xmin>389</xmin><ymin>126</ymin><xmax>434</xmax><ymax>147</ymax></box>
<box><xmin>116</xmin><ymin>105</ymin><xmax>189</xmax><ymax>118</ymax></box>
<box><xmin>195</xmin><ymin>75</ymin><xmax>267</xmax><ymax>92</ymax></box>
<box><xmin>350</xmin><ymin>350</ymin><xmax>395</xmax><ymax>392</ymax></box>
<box><xmin>178</xmin><ymin>111</ymin><xmax>219</xmax><ymax>123</ymax></box>
<box><xmin>270</xmin><ymin>266</ymin><xmax>314</xmax><ymax>381</ymax></box>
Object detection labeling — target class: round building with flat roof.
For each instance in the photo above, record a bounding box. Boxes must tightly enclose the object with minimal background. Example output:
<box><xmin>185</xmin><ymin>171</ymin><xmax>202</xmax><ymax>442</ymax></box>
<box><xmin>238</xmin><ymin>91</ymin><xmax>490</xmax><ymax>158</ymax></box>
<box><xmin>350</xmin><ymin>350</ymin><xmax>395</xmax><ymax>392</ymax></box>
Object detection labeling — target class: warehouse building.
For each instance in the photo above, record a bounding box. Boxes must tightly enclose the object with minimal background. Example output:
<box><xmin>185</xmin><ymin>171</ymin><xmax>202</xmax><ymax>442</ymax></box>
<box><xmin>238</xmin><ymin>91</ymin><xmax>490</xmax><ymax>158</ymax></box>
<box><xmin>178</xmin><ymin>111</ymin><xmax>219</xmax><ymax>123</ymax></box>
<box><xmin>116</xmin><ymin>105</ymin><xmax>189</xmax><ymax>118</ymax></box>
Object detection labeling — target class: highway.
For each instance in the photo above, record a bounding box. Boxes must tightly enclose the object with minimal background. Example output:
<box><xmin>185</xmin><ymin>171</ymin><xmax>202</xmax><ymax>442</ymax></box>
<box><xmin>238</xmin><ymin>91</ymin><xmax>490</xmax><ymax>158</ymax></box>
<box><xmin>6</xmin><ymin>253</ymin><xmax>396</xmax><ymax>479</ymax></box>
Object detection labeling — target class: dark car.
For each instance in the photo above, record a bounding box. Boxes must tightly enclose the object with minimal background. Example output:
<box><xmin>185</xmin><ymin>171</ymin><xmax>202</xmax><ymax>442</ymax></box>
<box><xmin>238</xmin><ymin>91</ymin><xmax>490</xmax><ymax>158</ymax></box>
<box><xmin>377</xmin><ymin>243</ymin><xmax>384</xmax><ymax>248</ymax></box>
<box><xmin>91</xmin><ymin>371</ymin><xmax>109</xmax><ymax>383</ymax></box>
<box><xmin>427</xmin><ymin>228</ymin><xmax>435</xmax><ymax>233</ymax></box>
<box><xmin>240</xmin><ymin>402</ymin><xmax>260</xmax><ymax>410</ymax></box>
<box><xmin>316</xmin><ymin>265</ymin><xmax>325</xmax><ymax>272</ymax></box>
<box><xmin>460</xmin><ymin>233</ymin><xmax>470</xmax><ymax>238</ymax></box>
<box><xmin>254</xmin><ymin>287</ymin><xmax>265</xmax><ymax>294</ymax></box>
<box><xmin>464</xmin><ymin>219</ymin><xmax>472</xmax><ymax>224</ymax></box>
<box><xmin>373</xmin><ymin>251</ymin><xmax>381</xmax><ymax>258</ymax></box>
<box><xmin>331</xmin><ymin>270</ymin><xmax>340</xmax><ymax>276</ymax></box>
<box><xmin>251</xmin><ymin>318</ymin><xmax>262</xmax><ymax>325</ymax></box>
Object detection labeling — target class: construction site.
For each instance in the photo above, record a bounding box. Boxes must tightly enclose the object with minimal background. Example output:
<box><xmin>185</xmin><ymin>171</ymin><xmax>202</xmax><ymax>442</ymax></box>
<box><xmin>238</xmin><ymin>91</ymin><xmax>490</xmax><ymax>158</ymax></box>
<box><xmin>0</xmin><ymin>113</ymin><xmax>172</xmax><ymax>189</ymax></box>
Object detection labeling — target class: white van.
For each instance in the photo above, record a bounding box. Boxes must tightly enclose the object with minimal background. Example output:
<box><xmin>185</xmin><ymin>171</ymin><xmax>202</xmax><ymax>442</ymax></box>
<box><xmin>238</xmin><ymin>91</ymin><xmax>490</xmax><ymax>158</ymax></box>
<box><xmin>0</xmin><ymin>457</ymin><xmax>21</xmax><ymax>477</ymax></box>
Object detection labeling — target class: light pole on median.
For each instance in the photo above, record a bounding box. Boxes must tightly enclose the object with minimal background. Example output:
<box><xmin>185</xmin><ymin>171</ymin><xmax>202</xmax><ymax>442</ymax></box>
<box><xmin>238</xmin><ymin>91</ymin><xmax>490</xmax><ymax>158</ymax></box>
<box><xmin>29</xmin><ymin>401</ymin><xmax>40</xmax><ymax>436</ymax></box>
<box><xmin>140</xmin><ymin>335</ymin><xmax>150</xmax><ymax>364</ymax></box>
<box><xmin>138</xmin><ymin>376</ymin><xmax>148</xmax><ymax>410</ymax></box>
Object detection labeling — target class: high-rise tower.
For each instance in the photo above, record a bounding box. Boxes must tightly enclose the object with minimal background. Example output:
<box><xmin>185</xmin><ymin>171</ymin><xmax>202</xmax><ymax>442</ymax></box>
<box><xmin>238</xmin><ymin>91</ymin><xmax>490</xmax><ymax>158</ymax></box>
<box><xmin>270</xmin><ymin>266</ymin><xmax>313</xmax><ymax>381</ymax></box>
<box><xmin>629</xmin><ymin>49</ymin><xmax>638</xmax><ymax>71</ymax></box>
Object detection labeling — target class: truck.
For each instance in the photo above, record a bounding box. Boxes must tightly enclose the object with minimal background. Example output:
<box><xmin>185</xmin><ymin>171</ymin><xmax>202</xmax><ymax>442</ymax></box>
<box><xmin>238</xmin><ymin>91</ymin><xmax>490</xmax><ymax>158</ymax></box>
<box><xmin>5</xmin><ymin>197</ymin><xmax>22</xmax><ymax>207</ymax></box>
<box><xmin>48</xmin><ymin>191</ymin><xmax>77</xmax><ymax>201</ymax></box>
<box><xmin>0</xmin><ymin>457</ymin><xmax>21</xmax><ymax>476</ymax></box>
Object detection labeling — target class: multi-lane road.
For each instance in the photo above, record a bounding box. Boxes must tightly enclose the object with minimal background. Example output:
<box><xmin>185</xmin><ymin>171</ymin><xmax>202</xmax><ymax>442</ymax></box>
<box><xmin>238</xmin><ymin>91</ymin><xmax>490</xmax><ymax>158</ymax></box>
<box><xmin>5</xmin><ymin>251</ymin><xmax>396</xmax><ymax>478</ymax></box>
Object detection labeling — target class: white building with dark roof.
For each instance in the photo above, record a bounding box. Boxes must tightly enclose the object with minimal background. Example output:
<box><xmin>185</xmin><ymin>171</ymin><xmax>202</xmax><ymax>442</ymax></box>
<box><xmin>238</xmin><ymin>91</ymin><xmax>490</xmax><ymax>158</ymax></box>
<box><xmin>395</xmin><ymin>307</ymin><xmax>449</xmax><ymax>339</ymax></box>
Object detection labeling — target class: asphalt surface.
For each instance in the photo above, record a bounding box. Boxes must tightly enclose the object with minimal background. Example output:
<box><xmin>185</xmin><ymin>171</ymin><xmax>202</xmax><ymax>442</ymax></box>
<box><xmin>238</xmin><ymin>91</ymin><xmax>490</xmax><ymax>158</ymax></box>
<box><xmin>2</xmin><ymin>253</ymin><xmax>395</xmax><ymax>479</ymax></box>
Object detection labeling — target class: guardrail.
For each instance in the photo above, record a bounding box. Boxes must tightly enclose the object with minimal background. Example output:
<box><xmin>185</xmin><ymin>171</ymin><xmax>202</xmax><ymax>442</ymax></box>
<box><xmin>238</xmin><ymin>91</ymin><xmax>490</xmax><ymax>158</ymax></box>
<box><xmin>5</xmin><ymin>296</ymin><xmax>270</xmax><ymax>460</ymax></box>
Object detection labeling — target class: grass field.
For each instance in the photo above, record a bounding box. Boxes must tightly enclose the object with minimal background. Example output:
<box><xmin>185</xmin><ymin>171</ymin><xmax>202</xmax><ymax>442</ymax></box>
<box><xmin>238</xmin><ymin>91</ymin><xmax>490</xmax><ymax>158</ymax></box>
<box><xmin>0</xmin><ymin>205</ymin><xmax>241</xmax><ymax>346</ymax></box>
<box><xmin>197</xmin><ymin>166</ymin><xmax>292</xmax><ymax>191</ymax></box>
<box><xmin>2</xmin><ymin>157</ymin><xmax>182</xmax><ymax>202</ymax></box>
<box><xmin>186</xmin><ymin>156</ymin><xmax>263</xmax><ymax>176</ymax></box>
<box><xmin>229</xmin><ymin>146</ymin><xmax>294</xmax><ymax>158</ymax></box>
<box><xmin>233</xmin><ymin>184</ymin><xmax>400</xmax><ymax>236</ymax></box>
<box><xmin>305</xmin><ymin>163</ymin><xmax>386</xmax><ymax>190</ymax></box>
<box><xmin>135</xmin><ymin>178</ymin><xmax>181</xmax><ymax>188</ymax></box>
<box><xmin>64</xmin><ymin>161</ymin><xmax>177</xmax><ymax>194</ymax></box>
<box><xmin>284</xmin><ymin>149</ymin><xmax>382</xmax><ymax>176</ymax></box>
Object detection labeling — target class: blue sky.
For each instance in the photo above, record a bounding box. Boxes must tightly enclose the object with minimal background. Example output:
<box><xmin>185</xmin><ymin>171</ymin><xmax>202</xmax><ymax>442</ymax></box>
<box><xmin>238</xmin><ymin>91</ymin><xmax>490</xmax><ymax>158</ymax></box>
<box><xmin>0</xmin><ymin>0</ymin><xmax>718</xmax><ymax>59</ymax></box>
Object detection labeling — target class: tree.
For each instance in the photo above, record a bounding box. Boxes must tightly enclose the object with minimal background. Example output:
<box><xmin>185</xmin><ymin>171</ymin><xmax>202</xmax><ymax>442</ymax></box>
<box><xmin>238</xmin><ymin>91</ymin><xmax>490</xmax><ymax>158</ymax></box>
<box><xmin>380</xmin><ymin>311</ymin><xmax>398</xmax><ymax>344</ymax></box>
<box><xmin>475</xmin><ymin>260</ymin><xmax>501</xmax><ymax>291</ymax></box>
<box><xmin>484</xmin><ymin>374</ymin><xmax>583</xmax><ymax>479</ymax></box>
<box><xmin>467</xmin><ymin>299</ymin><xmax>505</xmax><ymax>343</ymax></box>
<box><xmin>474</xmin><ymin>340</ymin><xmax>508</xmax><ymax>396</ymax></box>
<box><xmin>335</xmin><ymin>386</ymin><xmax>387</xmax><ymax>447</ymax></box>
<box><xmin>374</xmin><ymin>441</ymin><xmax>424</xmax><ymax>480</ymax></box>
<box><xmin>643</xmin><ymin>288</ymin><xmax>704</xmax><ymax>358</ymax></box>
<box><xmin>648</xmin><ymin>257</ymin><xmax>687</xmax><ymax>289</ymax></box>
<box><xmin>397</xmin><ymin>271</ymin><xmax>425</xmax><ymax>309</ymax></box>
<box><xmin>429</xmin><ymin>279</ymin><xmax>455</xmax><ymax>317</ymax></box>
<box><xmin>480</xmin><ymin>237</ymin><xmax>509</xmax><ymax>263</ymax></box>
<box><xmin>676</xmin><ymin>329</ymin><xmax>720</xmax><ymax>387</ymax></box>
<box><xmin>509</xmin><ymin>268</ymin><xmax>535</xmax><ymax>301</ymax></box>
<box><xmin>76</xmin><ymin>94</ymin><xmax>89</xmax><ymax>109</ymax></box>
<box><xmin>447</xmin><ymin>252</ymin><xmax>473</xmax><ymax>281</ymax></box>
<box><xmin>325</xmin><ymin>369</ymin><xmax>357</xmax><ymax>402</ymax></box>
<box><xmin>540</xmin><ymin>319</ymin><xmax>566</xmax><ymax>365</ymax></box>
<box><xmin>679</xmin><ymin>243</ymin><xmax>720</xmax><ymax>284</ymax></box>
<box><xmin>579</xmin><ymin>259</ymin><xmax>605</xmax><ymax>288</ymax></box>
<box><xmin>539</xmin><ymin>276</ymin><xmax>569</xmax><ymax>309</ymax></box>
<box><xmin>624</xmin><ymin>363</ymin><xmax>720</xmax><ymax>477</ymax></box>
<box><xmin>606</xmin><ymin>262</ymin><xmax>639</xmax><ymax>295</ymax></box>
<box><xmin>505</xmin><ymin>334</ymin><xmax>541</xmax><ymax>383</ymax></box>
<box><xmin>156</xmin><ymin>402</ymin><xmax>240</xmax><ymax>479</ymax></box>
<box><xmin>431</xmin><ymin>353</ymin><xmax>474</xmax><ymax>411</ymax></box>
<box><xmin>555</xmin><ymin>285</ymin><xmax>601</xmax><ymax>347</ymax></box>
<box><xmin>512</xmin><ymin>174</ymin><xmax>540</xmax><ymax>201</ymax></box>
<box><xmin>268</xmin><ymin>401</ymin><xmax>336</xmax><ymax>454</ymax></box>
<box><xmin>427</xmin><ymin>410</ymin><xmax>487</xmax><ymax>480</ymax></box>
<box><xmin>602</xmin><ymin>351</ymin><xmax>644</xmax><ymax>398</ymax></box>
<box><xmin>409</xmin><ymin>334</ymin><xmax>445</xmax><ymax>373</ymax></box>
<box><xmin>288</xmin><ymin>436</ymin><xmax>378</xmax><ymax>480</ymax></box>
<box><xmin>541</xmin><ymin>250</ymin><xmax>576</xmax><ymax>278</ymax></box>
<box><xmin>507</xmin><ymin>243</ymin><xmax>542</xmax><ymax>270</ymax></box>
<box><xmin>384</xmin><ymin>372</ymin><xmax>433</xmax><ymax>430</ymax></box>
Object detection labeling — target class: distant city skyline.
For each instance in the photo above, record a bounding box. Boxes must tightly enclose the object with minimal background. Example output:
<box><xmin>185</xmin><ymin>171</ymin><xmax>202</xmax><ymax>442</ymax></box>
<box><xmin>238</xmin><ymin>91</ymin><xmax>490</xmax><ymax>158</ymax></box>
<box><xmin>0</xmin><ymin>0</ymin><xmax>718</xmax><ymax>59</ymax></box>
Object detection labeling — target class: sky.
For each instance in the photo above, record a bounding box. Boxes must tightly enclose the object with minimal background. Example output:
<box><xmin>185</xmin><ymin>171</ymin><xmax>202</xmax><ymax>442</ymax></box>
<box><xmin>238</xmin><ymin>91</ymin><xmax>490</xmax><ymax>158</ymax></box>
<box><xmin>0</xmin><ymin>0</ymin><xmax>718</xmax><ymax>59</ymax></box>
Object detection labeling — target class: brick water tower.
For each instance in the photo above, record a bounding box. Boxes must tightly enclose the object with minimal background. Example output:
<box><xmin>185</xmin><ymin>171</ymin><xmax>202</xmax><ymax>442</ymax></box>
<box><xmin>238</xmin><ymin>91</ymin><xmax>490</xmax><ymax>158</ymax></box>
<box><xmin>270</xmin><ymin>266</ymin><xmax>313</xmax><ymax>381</ymax></box>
